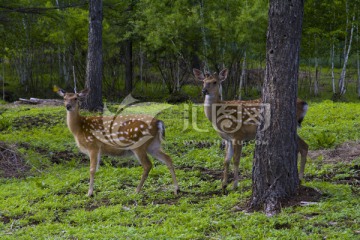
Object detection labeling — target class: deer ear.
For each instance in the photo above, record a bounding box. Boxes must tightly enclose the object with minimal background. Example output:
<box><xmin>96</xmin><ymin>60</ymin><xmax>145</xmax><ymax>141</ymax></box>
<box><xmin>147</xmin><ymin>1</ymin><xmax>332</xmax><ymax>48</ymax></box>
<box><xmin>53</xmin><ymin>85</ymin><xmax>66</xmax><ymax>97</ymax></box>
<box><xmin>193</xmin><ymin>68</ymin><xmax>205</xmax><ymax>81</ymax></box>
<box><xmin>78</xmin><ymin>88</ymin><xmax>89</xmax><ymax>98</ymax></box>
<box><xmin>219</xmin><ymin>68</ymin><xmax>228</xmax><ymax>82</ymax></box>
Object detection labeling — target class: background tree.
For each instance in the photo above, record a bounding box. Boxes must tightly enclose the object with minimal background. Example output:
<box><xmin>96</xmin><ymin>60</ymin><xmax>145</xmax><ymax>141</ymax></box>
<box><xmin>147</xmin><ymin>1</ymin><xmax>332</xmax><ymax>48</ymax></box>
<box><xmin>251</xmin><ymin>0</ymin><xmax>304</xmax><ymax>215</ymax></box>
<box><xmin>84</xmin><ymin>0</ymin><xmax>103</xmax><ymax>111</ymax></box>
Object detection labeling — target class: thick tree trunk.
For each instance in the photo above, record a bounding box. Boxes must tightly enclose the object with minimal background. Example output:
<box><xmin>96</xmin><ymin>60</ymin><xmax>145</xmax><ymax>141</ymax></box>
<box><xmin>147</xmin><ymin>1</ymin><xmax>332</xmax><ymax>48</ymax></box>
<box><xmin>84</xmin><ymin>0</ymin><xmax>103</xmax><ymax>111</ymax></box>
<box><xmin>125</xmin><ymin>39</ymin><xmax>133</xmax><ymax>95</ymax></box>
<box><xmin>251</xmin><ymin>0</ymin><xmax>304</xmax><ymax>216</ymax></box>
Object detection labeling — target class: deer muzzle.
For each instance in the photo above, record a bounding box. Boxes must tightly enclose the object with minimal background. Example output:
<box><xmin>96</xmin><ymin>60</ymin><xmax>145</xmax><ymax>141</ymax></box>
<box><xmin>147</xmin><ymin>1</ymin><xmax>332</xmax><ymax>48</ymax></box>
<box><xmin>202</xmin><ymin>88</ymin><xmax>208</xmax><ymax>95</ymax></box>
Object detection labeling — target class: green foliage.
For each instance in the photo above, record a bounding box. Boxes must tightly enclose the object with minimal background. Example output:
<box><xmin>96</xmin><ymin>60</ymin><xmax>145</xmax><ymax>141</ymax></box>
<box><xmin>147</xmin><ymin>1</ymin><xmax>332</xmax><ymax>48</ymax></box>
<box><xmin>313</xmin><ymin>131</ymin><xmax>337</xmax><ymax>149</ymax></box>
<box><xmin>0</xmin><ymin>113</ymin><xmax>11</xmax><ymax>131</ymax></box>
<box><xmin>1</xmin><ymin>0</ymin><xmax>360</xmax><ymax>102</ymax></box>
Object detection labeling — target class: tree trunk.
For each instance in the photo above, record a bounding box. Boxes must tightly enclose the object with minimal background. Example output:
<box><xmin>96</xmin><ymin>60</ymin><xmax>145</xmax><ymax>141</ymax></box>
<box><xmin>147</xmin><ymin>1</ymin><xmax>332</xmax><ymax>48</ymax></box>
<box><xmin>174</xmin><ymin>59</ymin><xmax>180</xmax><ymax>93</ymax></box>
<box><xmin>331</xmin><ymin>42</ymin><xmax>336</xmax><ymax>94</ymax></box>
<box><xmin>314</xmin><ymin>57</ymin><xmax>319</xmax><ymax>96</ymax></box>
<box><xmin>125</xmin><ymin>39</ymin><xmax>133</xmax><ymax>95</ymax></box>
<box><xmin>251</xmin><ymin>0</ymin><xmax>304</xmax><ymax>216</ymax></box>
<box><xmin>2</xmin><ymin>61</ymin><xmax>4</xmax><ymax>101</ymax></box>
<box><xmin>84</xmin><ymin>0</ymin><xmax>103</xmax><ymax>111</ymax></box>
<box><xmin>238</xmin><ymin>51</ymin><xmax>246</xmax><ymax>100</ymax></box>
<box><xmin>338</xmin><ymin>15</ymin><xmax>355</xmax><ymax>97</ymax></box>
<box><xmin>358</xmin><ymin>54</ymin><xmax>360</xmax><ymax>97</ymax></box>
<box><xmin>139</xmin><ymin>45</ymin><xmax>144</xmax><ymax>92</ymax></box>
<box><xmin>357</xmin><ymin>24</ymin><xmax>360</xmax><ymax>98</ymax></box>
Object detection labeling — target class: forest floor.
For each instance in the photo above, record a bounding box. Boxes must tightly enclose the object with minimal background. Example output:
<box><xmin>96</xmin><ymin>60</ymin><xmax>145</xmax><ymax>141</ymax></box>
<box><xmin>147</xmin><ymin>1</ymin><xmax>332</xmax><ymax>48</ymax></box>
<box><xmin>0</xmin><ymin>101</ymin><xmax>359</xmax><ymax>239</ymax></box>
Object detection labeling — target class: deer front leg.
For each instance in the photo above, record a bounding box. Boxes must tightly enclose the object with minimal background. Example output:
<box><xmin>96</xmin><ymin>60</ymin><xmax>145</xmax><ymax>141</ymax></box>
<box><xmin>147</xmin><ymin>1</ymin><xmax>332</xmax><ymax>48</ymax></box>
<box><xmin>133</xmin><ymin>150</ymin><xmax>153</xmax><ymax>193</ymax></box>
<box><xmin>232</xmin><ymin>142</ymin><xmax>242</xmax><ymax>190</ymax></box>
<box><xmin>222</xmin><ymin>140</ymin><xmax>234</xmax><ymax>194</ymax></box>
<box><xmin>87</xmin><ymin>149</ymin><xmax>100</xmax><ymax>197</ymax></box>
<box><xmin>298</xmin><ymin>136</ymin><xmax>308</xmax><ymax>180</ymax></box>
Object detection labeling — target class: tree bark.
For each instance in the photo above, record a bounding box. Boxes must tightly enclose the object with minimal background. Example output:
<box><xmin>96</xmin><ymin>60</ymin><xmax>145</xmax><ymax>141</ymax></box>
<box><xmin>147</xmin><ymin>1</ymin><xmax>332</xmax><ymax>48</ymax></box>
<box><xmin>84</xmin><ymin>0</ymin><xmax>103</xmax><ymax>111</ymax></box>
<box><xmin>251</xmin><ymin>0</ymin><xmax>304</xmax><ymax>216</ymax></box>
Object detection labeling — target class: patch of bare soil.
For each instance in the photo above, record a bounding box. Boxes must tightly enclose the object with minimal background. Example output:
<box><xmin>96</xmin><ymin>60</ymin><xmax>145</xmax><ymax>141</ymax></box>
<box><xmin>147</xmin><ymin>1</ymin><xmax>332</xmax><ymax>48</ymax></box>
<box><xmin>12</xmin><ymin>113</ymin><xmax>64</xmax><ymax>130</ymax></box>
<box><xmin>18</xmin><ymin>142</ymin><xmax>88</xmax><ymax>164</ymax></box>
<box><xmin>179</xmin><ymin>166</ymin><xmax>225</xmax><ymax>181</ymax></box>
<box><xmin>0</xmin><ymin>141</ymin><xmax>31</xmax><ymax>178</ymax></box>
<box><xmin>233</xmin><ymin>185</ymin><xmax>324</xmax><ymax>214</ymax></box>
<box><xmin>307</xmin><ymin>141</ymin><xmax>360</xmax><ymax>188</ymax></box>
<box><xmin>308</xmin><ymin>141</ymin><xmax>360</xmax><ymax>164</ymax></box>
<box><xmin>282</xmin><ymin>185</ymin><xmax>323</xmax><ymax>207</ymax></box>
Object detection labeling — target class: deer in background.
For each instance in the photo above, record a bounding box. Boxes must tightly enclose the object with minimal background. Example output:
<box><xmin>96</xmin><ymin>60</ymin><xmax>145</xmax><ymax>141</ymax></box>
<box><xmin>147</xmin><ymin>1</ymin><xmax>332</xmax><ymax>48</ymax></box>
<box><xmin>55</xmin><ymin>87</ymin><xmax>179</xmax><ymax>196</ymax></box>
<box><xmin>193</xmin><ymin>68</ymin><xmax>308</xmax><ymax>193</ymax></box>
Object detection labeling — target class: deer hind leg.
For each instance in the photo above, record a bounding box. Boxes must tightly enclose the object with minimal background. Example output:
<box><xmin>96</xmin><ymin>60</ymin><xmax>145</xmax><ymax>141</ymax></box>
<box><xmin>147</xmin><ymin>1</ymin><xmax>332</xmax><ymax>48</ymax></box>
<box><xmin>96</xmin><ymin>151</ymin><xmax>101</xmax><ymax>172</ymax></box>
<box><xmin>223</xmin><ymin>140</ymin><xmax>234</xmax><ymax>193</ymax></box>
<box><xmin>232</xmin><ymin>142</ymin><xmax>243</xmax><ymax>190</ymax></box>
<box><xmin>88</xmin><ymin>149</ymin><xmax>100</xmax><ymax>197</ymax></box>
<box><xmin>298</xmin><ymin>136</ymin><xmax>308</xmax><ymax>180</ymax></box>
<box><xmin>149</xmin><ymin>148</ymin><xmax>179</xmax><ymax>195</ymax></box>
<box><xmin>133</xmin><ymin>149</ymin><xmax>153</xmax><ymax>193</ymax></box>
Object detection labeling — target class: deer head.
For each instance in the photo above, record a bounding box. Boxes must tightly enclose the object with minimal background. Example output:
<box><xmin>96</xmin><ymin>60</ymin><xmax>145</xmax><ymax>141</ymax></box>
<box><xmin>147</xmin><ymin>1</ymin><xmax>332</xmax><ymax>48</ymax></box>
<box><xmin>193</xmin><ymin>68</ymin><xmax>228</xmax><ymax>98</ymax></box>
<box><xmin>54</xmin><ymin>86</ymin><xmax>89</xmax><ymax>111</ymax></box>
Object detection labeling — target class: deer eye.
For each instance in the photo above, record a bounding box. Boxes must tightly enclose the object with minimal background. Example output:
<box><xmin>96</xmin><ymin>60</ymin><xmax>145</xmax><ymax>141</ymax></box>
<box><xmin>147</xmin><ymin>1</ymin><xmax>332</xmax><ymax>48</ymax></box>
<box><xmin>213</xmin><ymin>82</ymin><xmax>217</xmax><ymax>85</ymax></box>
<box><xmin>74</xmin><ymin>98</ymin><xmax>78</xmax><ymax>101</ymax></box>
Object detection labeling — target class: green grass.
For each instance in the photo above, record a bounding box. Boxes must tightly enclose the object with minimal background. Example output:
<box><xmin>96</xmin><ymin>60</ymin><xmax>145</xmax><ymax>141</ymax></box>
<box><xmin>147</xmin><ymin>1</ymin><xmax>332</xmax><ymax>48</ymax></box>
<box><xmin>0</xmin><ymin>101</ymin><xmax>359</xmax><ymax>239</ymax></box>
<box><xmin>299</xmin><ymin>100</ymin><xmax>360</xmax><ymax>149</ymax></box>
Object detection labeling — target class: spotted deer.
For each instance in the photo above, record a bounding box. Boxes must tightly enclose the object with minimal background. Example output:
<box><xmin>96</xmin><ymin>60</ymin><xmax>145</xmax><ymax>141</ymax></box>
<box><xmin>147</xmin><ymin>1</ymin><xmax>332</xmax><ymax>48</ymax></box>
<box><xmin>193</xmin><ymin>68</ymin><xmax>308</xmax><ymax>193</ymax></box>
<box><xmin>55</xmin><ymin>87</ymin><xmax>179</xmax><ymax>196</ymax></box>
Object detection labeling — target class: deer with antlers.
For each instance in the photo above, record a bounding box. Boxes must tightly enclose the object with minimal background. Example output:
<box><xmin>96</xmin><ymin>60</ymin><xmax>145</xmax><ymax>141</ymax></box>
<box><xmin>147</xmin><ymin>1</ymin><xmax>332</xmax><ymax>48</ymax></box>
<box><xmin>193</xmin><ymin>68</ymin><xmax>308</xmax><ymax>193</ymax></box>
<box><xmin>55</xmin><ymin>87</ymin><xmax>179</xmax><ymax>196</ymax></box>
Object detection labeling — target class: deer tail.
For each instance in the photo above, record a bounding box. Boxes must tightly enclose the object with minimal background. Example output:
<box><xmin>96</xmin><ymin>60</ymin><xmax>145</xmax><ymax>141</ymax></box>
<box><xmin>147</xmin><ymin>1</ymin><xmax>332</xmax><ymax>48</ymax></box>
<box><xmin>157</xmin><ymin>120</ymin><xmax>166</xmax><ymax>142</ymax></box>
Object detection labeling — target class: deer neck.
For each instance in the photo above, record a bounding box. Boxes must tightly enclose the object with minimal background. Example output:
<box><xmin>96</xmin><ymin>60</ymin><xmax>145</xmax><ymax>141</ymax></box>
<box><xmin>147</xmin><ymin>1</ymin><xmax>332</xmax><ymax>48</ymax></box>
<box><xmin>66</xmin><ymin>106</ymin><xmax>82</xmax><ymax>135</ymax></box>
<box><xmin>204</xmin><ymin>93</ymin><xmax>222</xmax><ymax>121</ymax></box>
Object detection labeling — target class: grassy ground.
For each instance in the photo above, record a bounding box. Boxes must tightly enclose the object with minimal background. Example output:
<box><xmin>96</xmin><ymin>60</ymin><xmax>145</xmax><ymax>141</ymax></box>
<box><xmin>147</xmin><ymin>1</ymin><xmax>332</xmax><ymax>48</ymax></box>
<box><xmin>0</xmin><ymin>100</ymin><xmax>359</xmax><ymax>239</ymax></box>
